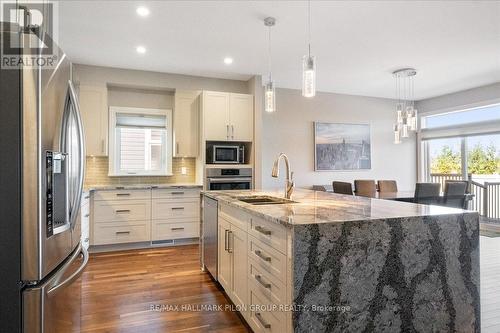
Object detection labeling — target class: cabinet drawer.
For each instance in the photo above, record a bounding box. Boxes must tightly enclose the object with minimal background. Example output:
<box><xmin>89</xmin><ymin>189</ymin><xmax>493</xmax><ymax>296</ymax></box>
<box><xmin>248</xmin><ymin>257</ymin><xmax>287</xmax><ymax>307</ymax></box>
<box><xmin>248</xmin><ymin>236</ymin><xmax>287</xmax><ymax>284</ymax></box>
<box><xmin>152</xmin><ymin>220</ymin><xmax>199</xmax><ymax>240</ymax></box>
<box><xmin>219</xmin><ymin>204</ymin><xmax>249</xmax><ymax>232</ymax></box>
<box><xmin>248</xmin><ymin>285</ymin><xmax>286</xmax><ymax>333</ymax></box>
<box><xmin>94</xmin><ymin>200</ymin><xmax>151</xmax><ymax>223</ymax></box>
<box><xmin>249</xmin><ymin>216</ymin><xmax>287</xmax><ymax>254</ymax></box>
<box><xmin>152</xmin><ymin>200</ymin><xmax>199</xmax><ymax>219</ymax></box>
<box><xmin>152</xmin><ymin>188</ymin><xmax>200</xmax><ymax>199</ymax></box>
<box><xmin>94</xmin><ymin>189</ymin><xmax>151</xmax><ymax>201</ymax></box>
<box><xmin>93</xmin><ymin>221</ymin><xmax>150</xmax><ymax>245</ymax></box>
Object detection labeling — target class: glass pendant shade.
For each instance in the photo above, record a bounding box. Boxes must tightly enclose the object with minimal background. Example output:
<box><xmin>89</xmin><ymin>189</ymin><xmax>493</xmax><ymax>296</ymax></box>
<box><xmin>264</xmin><ymin>80</ymin><xmax>276</xmax><ymax>113</ymax></box>
<box><xmin>393</xmin><ymin>124</ymin><xmax>401</xmax><ymax>144</ymax></box>
<box><xmin>401</xmin><ymin>124</ymin><xmax>409</xmax><ymax>138</ymax></box>
<box><xmin>302</xmin><ymin>55</ymin><xmax>316</xmax><ymax>98</ymax></box>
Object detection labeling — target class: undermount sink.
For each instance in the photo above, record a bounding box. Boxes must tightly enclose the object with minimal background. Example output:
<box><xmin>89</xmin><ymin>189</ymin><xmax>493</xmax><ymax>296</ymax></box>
<box><xmin>237</xmin><ymin>195</ymin><xmax>296</xmax><ymax>205</ymax></box>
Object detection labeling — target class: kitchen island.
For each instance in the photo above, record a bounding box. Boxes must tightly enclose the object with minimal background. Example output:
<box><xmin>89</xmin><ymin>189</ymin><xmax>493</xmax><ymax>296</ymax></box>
<box><xmin>202</xmin><ymin>189</ymin><xmax>480</xmax><ymax>333</ymax></box>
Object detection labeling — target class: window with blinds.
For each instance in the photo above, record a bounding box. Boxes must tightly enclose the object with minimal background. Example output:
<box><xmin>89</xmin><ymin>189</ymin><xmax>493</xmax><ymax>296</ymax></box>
<box><xmin>109</xmin><ymin>108</ymin><xmax>173</xmax><ymax>176</ymax></box>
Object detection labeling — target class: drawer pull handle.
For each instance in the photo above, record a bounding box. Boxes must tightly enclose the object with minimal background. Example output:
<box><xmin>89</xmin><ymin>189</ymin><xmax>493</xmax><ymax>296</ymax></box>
<box><xmin>255</xmin><ymin>250</ymin><xmax>271</xmax><ymax>262</ymax></box>
<box><xmin>255</xmin><ymin>226</ymin><xmax>272</xmax><ymax>236</ymax></box>
<box><xmin>116</xmin><ymin>193</ymin><xmax>131</xmax><ymax>196</ymax></box>
<box><xmin>224</xmin><ymin>230</ymin><xmax>229</xmax><ymax>251</ymax></box>
<box><xmin>255</xmin><ymin>312</ymin><xmax>271</xmax><ymax>329</ymax></box>
<box><xmin>84</xmin><ymin>214</ymin><xmax>90</xmax><ymax>218</ymax></box>
<box><xmin>227</xmin><ymin>231</ymin><xmax>233</xmax><ymax>253</ymax></box>
<box><xmin>84</xmin><ymin>195</ymin><xmax>90</xmax><ymax>199</ymax></box>
<box><xmin>115</xmin><ymin>231</ymin><xmax>130</xmax><ymax>235</ymax></box>
<box><xmin>255</xmin><ymin>274</ymin><xmax>271</xmax><ymax>289</ymax></box>
<box><xmin>171</xmin><ymin>192</ymin><xmax>185</xmax><ymax>195</ymax></box>
<box><xmin>171</xmin><ymin>207</ymin><xmax>185</xmax><ymax>210</ymax></box>
<box><xmin>171</xmin><ymin>227</ymin><xmax>185</xmax><ymax>231</ymax></box>
<box><xmin>115</xmin><ymin>209</ymin><xmax>131</xmax><ymax>213</ymax></box>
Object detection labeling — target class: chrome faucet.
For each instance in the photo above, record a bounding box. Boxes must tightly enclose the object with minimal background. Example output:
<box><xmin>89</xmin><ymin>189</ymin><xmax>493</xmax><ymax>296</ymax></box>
<box><xmin>271</xmin><ymin>153</ymin><xmax>295</xmax><ymax>199</ymax></box>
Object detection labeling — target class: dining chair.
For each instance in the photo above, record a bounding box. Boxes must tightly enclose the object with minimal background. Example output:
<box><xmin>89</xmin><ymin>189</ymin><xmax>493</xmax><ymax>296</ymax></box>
<box><xmin>443</xmin><ymin>181</ymin><xmax>468</xmax><ymax>209</ymax></box>
<box><xmin>414</xmin><ymin>183</ymin><xmax>441</xmax><ymax>205</ymax></box>
<box><xmin>332</xmin><ymin>181</ymin><xmax>353</xmax><ymax>195</ymax></box>
<box><xmin>378</xmin><ymin>180</ymin><xmax>398</xmax><ymax>193</ymax></box>
<box><xmin>354</xmin><ymin>180</ymin><xmax>377</xmax><ymax>197</ymax></box>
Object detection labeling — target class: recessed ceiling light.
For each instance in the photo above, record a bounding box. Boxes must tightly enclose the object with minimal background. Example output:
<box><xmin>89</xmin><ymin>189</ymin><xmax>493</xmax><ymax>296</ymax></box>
<box><xmin>223</xmin><ymin>57</ymin><xmax>233</xmax><ymax>65</ymax></box>
<box><xmin>136</xmin><ymin>46</ymin><xmax>146</xmax><ymax>54</ymax></box>
<box><xmin>136</xmin><ymin>6</ymin><xmax>150</xmax><ymax>17</ymax></box>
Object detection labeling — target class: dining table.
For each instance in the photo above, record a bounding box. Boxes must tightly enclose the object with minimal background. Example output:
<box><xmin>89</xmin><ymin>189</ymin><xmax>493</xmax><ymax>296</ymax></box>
<box><xmin>312</xmin><ymin>185</ymin><xmax>474</xmax><ymax>206</ymax></box>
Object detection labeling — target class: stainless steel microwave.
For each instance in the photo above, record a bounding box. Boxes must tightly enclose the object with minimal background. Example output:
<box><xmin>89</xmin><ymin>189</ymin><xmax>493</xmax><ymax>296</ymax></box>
<box><xmin>207</xmin><ymin>145</ymin><xmax>245</xmax><ymax>164</ymax></box>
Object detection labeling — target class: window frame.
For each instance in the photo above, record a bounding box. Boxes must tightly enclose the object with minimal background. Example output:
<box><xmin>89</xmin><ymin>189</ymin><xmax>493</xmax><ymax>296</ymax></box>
<box><xmin>108</xmin><ymin>106</ymin><xmax>173</xmax><ymax>177</ymax></box>
<box><xmin>417</xmin><ymin>100</ymin><xmax>500</xmax><ymax>181</ymax></box>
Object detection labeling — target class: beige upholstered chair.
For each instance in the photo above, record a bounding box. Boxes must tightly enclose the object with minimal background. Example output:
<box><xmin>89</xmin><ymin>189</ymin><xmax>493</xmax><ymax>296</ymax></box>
<box><xmin>378</xmin><ymin>180</ymin><xmax>398</xmax><ymax>193</ymax></box>
<box><xmin>354</xmin><ymin>180</ymin><xmax>377</xmax><ymax>197</ymax></box>
<box><xmin>332</xmin><ymin>181</ymin><xmax>354</xmax><ymax>195</ymax></box>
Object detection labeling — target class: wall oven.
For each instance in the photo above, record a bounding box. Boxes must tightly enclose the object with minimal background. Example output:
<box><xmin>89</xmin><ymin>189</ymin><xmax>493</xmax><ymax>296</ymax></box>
<box><xmin>206</xmin><ymin>168</ymin><xmax>252</xmax><ymax>190</ymax></box>
<box><xmin>207</xmin><ymin>144</ymin><xmax>245</xmax><ymax>164</ymax></box>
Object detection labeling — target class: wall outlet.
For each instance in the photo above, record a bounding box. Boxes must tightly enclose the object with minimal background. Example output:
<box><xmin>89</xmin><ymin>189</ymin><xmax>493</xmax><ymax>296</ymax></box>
<box><xmin>181</xmin><ymin>167</ymin><xmax>187</xmax><ymax>175</ymax></box>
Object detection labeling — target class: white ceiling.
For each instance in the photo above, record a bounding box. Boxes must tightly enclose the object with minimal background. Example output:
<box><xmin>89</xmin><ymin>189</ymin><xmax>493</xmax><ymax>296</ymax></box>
<box><xmin>58</xmin><ymin>0</ymin><xmax>500</xmax><ymax>100</ymax></box>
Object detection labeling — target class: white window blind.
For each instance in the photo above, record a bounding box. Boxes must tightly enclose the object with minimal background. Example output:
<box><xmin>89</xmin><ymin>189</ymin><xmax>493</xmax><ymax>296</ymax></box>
<box><xmin>109</xmin><ymin>108</ymin><xmax>172</xmax><ymax>176</ymax></box>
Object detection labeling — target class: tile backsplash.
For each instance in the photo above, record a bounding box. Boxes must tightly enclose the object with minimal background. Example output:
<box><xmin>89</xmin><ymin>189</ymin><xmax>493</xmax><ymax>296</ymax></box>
<box><xmin>84</xmin><ymin>156</ymin><xmax>196</xmax><ymax>186</ymax></box>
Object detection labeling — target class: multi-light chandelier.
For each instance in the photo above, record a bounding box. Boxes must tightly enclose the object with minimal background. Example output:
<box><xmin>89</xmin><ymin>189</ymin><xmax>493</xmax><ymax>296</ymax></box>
<box><xmin>393</xmin><ymin>68</ymin><xmax>418</xmax><ymax>144</ymax></box>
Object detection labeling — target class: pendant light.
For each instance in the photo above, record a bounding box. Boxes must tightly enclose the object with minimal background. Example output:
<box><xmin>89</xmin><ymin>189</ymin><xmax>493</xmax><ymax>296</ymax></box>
<box><xmin>392</xmin><ymin>68</ymin><xmax>418</xmax><ymax>143</ymax></box>
<box><xmin>264</xmin><ymin>17</ymin><xmax>276</xmax><ymax>113</ymax></box>
<box><xmin>302</xmin><ymin>0</ymin><xmax>316</xmax><ymax>98</ymax></box>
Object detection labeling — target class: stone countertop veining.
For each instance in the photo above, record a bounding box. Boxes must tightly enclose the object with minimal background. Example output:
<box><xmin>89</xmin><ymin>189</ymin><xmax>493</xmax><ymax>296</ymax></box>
<box><xmin>202</xmin><ymin>189</ymin><xmax>475</xmax><ymax>227</ymax></box>
<box><xmin>85</xmin><ymin>183</ymin><xmax>203</xmax><ymax>191</ymax></box>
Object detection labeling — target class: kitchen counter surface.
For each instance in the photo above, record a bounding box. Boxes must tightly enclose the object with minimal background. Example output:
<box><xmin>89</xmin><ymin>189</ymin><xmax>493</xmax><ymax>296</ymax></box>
<box><xmin>85</xmin><ymin>183</ymin><xmax>203</xmax><ymax>191</ymax></box>
<box><xmin>203</xmin><ymin>188</ymin><xmax>474</xmax><ymax>227</ymax></box>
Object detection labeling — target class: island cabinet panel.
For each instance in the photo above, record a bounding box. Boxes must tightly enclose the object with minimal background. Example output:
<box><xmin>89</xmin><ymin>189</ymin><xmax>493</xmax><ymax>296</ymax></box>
<box><xmin>229</xmin><ymin>224</ymin><xmax>248</xmax><ymax>310</ymax></box>
<box><xmin>248</xmin><ymin>257</ymin><xmax>287</xmax><ymax>306</ymax></box>
<box><xmin>248</xmin><ymin>286</ymin><xmax>286</xmax><ymax>333</ymax></box>
<box><xmin>249</xmin><ymin>216</ymin><xmax>287</xmax><ymax>255</ymax></box>
<box><xmin>218</xmin><ymin>217</ymin><xmax>232</xmax><ymax>292</ymax></box>
<box><xmin>248</xmin><ymin>236</ymin><xmax>287</xmax><ymax>284</ymax></box>
<box><xmin>216</xmin><ymin>202</ymin><xmax>292</xmax><ymax>332</ymax></box>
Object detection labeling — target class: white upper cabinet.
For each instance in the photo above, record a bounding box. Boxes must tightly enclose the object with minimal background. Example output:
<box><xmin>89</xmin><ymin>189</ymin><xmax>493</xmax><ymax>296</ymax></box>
<box><xmin>203</xmin><ymin>91</ymin><xmax>253</xmax><ymax>142</ymax></box>
<box><xmin>174</xmin><ymin>90</ymin><xmax>200</xmax><ymax>157</ymax></box>
<box><xmin>203</xmin><ymin>91</ymin><xmax>231</xmax><ymax>141</ymax></box>
<box><xmin>78</xmin><ymin>85</ymin><xmax>108</xmax><ymax>156</ymax></box>
<box><xmin>230</xmin><ymin>93</ymin><xmax>254</xmax><ymax>142</ymax></box>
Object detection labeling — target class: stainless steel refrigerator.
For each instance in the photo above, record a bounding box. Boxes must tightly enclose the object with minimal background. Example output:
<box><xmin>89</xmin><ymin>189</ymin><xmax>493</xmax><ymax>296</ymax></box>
<box><xmin>0</xmin><ymin>22</ymin><xmax>88</xmax><ymax>332</ymax></box>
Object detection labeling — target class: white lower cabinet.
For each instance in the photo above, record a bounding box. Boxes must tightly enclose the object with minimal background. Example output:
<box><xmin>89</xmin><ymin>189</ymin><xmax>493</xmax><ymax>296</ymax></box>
<box><xmin>217</xmin><ymin>203</ymin><xmax>292</xmax><ymax>332</ymax></box>
<box><xmin>218</xmin><ymin>217</ymin><xmax>233</xmax><ymax>292</ymax></box>
<box><xmin>90</xmin><ymin>188</ymin><xmax>200</xmax><ymax>247</ymax></box>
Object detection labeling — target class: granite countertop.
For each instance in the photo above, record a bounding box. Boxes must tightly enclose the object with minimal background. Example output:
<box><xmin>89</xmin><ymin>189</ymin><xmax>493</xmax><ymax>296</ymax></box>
<box><xmin>203</xmin><ymin>189</ymin><xmax>474</xmax><ymax>227</ymax></box>
<box><xmin>85</xmin><ymin>183</ymin><xmax>203</xmax><ymax>191</ymax></box>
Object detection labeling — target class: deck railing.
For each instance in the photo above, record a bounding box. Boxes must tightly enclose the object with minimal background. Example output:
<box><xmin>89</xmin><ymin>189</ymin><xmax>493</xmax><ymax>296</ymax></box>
<box><xmin>430</xmin><ymin>173</ymin><xmax>500</xmax><ymax>219</ymax></box>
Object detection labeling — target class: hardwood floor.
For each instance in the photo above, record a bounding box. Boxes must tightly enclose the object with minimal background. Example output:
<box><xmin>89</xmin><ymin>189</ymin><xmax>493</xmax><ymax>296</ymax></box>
<box><xmin>81</xmin><ymin>245</ymin><xmax>249</xmax><ymax>333</ymax></box>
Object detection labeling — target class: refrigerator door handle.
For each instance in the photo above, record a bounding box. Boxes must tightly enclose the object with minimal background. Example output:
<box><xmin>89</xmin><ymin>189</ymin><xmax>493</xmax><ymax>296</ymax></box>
<box><xmin>61</xmin><ymin>80</ymin><xmax>86</xmax><ymax>231</ymax></box>
<box><xmin>47</xmin><ymin>243</ymin><xmax>88</xmax><ymax>297</ymax></box>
